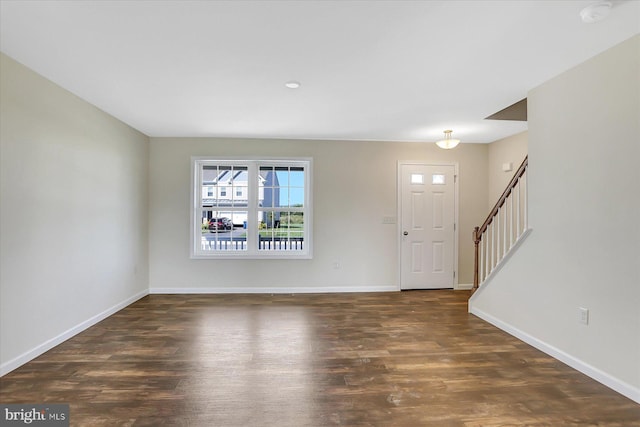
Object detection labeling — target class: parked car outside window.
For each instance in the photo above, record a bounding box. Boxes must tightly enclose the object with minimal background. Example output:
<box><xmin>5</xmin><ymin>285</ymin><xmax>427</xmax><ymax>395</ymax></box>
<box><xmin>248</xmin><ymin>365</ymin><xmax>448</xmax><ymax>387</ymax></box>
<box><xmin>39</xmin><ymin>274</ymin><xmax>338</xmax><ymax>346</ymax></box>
<box><xmin>208</xmin><ymin>218</ymin><xmax>231</xmax><ymax>231</ymax></box>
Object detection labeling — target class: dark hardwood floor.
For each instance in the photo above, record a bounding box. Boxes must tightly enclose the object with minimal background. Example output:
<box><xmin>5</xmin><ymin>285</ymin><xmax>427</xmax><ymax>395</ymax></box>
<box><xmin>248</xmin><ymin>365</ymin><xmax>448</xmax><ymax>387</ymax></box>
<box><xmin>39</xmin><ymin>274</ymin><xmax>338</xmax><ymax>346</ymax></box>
<box><xmin>1</xmin><ymin>290</ymin><xmax>639</xmax><ymax>426</ymax></box>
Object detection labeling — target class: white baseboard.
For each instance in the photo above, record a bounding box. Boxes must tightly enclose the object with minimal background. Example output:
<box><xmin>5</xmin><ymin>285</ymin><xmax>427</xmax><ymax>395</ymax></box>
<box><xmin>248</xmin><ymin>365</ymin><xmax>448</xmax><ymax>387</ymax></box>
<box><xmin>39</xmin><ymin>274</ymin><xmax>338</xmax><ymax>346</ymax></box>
<box><xmin>455</xmin><ymin>283</ymin><xmax>473</xmax><ymax>290</ymax></box>
<box><xmin>469</xmin><ymin>305</ymin><xmax>640</xmax><ymax>404</ymax></box>
<box><xmin>149</xmin><ymin>285</ymin><xmax>398</xmax><ymax>294</ymax></box>
<box><xmin>0</xmin><ymin>289</ymin><xmax>149</xmax><ymax>377</ymax></box>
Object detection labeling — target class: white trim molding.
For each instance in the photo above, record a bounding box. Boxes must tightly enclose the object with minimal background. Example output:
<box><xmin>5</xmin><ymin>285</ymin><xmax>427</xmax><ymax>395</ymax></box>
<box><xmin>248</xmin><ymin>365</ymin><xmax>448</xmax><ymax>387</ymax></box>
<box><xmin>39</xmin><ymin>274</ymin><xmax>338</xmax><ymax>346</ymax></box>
<box><xmin>469</xmin><ymin>306</ymin><xmax>640</xmax><ymax>404</ymax></box>
<box><xmin>0</xmin><ymin>289</ymin><xmax>149</xmax><ymax>377</ymax></box>
<box><xmin>149</xmin><ymin>285</ymin><xmax>398</xmax><ymax>294</ymax></box>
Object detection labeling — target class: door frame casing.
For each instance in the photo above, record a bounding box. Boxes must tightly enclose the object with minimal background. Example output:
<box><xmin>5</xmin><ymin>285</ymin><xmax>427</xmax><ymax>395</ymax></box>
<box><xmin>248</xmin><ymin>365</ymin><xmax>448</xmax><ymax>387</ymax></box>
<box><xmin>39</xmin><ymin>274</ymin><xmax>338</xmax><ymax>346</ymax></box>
<box><xmin>396</xmin><ymin>161</ymin><xmax>460</xmax><ymax>290</ymax></box>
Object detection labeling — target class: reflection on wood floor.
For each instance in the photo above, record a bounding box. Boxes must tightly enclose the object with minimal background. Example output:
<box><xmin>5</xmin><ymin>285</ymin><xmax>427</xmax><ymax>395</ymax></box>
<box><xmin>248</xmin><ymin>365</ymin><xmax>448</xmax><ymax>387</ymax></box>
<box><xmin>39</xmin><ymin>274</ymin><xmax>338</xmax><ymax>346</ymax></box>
<box><xmin>1</xmin><ymin>290</ymin><xmax>639</xmax><ymax>426</ymax></box>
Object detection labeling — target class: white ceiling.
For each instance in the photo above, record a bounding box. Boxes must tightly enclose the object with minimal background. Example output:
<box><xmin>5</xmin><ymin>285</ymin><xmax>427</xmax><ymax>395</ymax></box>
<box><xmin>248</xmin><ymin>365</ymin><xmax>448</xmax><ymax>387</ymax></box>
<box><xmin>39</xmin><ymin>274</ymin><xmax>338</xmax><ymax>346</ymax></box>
<box><xmin>1</xmin><ymin>0</ymin><xmax>639</xmax><ymax>143</ymax></box>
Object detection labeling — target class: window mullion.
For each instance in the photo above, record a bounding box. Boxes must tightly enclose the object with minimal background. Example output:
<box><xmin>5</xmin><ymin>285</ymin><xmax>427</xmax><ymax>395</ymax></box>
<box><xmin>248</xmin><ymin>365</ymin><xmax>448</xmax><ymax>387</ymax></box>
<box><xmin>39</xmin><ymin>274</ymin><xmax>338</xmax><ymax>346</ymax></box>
<box><xmin>246</xmin><ymin>162</ymin><xmax>258</xmax><ymax>254</ymax></box>
<box><xmin>195</xmin><ymin>161</ymin><xmax>205</xmax><ymax>256</ymax></box>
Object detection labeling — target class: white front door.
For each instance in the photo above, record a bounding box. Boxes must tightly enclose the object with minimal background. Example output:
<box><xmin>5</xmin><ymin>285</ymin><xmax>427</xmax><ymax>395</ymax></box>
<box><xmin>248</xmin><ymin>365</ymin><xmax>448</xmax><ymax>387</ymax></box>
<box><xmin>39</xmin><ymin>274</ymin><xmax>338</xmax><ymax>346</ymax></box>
<box><xmin>399</xmin><ymin>163</ymin><xmax>456</xmax><ymax>290</ymax></box>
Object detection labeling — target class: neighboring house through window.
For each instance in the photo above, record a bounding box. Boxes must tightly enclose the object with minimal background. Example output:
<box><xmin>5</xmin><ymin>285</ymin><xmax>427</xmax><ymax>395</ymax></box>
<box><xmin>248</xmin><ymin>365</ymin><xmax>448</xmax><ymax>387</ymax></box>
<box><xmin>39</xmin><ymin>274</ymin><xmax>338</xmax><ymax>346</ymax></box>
<box><xmin>191</xmin><ymin>158</ymin><xmax>312</xmax><ymax>259</ymax></box>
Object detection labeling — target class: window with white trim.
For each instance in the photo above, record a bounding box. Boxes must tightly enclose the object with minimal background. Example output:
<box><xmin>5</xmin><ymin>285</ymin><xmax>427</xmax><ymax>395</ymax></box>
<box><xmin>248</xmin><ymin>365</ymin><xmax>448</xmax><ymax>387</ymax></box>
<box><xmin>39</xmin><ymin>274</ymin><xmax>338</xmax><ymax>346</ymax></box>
<box><xmin>191</xmin><ymin>158</ymin><xmax>312</xmax><ymax>259</ymax></box>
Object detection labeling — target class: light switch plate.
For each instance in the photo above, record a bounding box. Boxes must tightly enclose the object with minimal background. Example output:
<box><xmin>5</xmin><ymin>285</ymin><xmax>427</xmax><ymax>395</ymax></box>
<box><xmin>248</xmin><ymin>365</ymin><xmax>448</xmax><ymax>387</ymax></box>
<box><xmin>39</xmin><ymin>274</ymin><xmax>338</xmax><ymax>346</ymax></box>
<box><xmin>579</xmin><ymin>307</ymin><xmax>589</xmax><ymax>325</ymax></box>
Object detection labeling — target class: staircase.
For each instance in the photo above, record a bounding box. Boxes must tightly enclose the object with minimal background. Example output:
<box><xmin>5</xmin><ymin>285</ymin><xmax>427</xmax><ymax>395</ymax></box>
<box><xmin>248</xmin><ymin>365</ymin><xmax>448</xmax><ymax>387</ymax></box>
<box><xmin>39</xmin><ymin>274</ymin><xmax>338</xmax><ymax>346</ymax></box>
<box><xmin>472</xmin><ymin>156</ymin><xmax>530</xmax><ymax>293</ymax></box>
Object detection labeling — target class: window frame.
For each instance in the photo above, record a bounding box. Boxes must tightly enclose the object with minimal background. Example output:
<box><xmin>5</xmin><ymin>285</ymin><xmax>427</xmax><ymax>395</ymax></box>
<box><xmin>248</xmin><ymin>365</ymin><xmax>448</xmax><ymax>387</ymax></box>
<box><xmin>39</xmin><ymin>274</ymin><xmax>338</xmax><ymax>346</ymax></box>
<box><xmin>190</xmin><ymin>157</ymin><xmax>313</xmax><ymax>259</ymax></box>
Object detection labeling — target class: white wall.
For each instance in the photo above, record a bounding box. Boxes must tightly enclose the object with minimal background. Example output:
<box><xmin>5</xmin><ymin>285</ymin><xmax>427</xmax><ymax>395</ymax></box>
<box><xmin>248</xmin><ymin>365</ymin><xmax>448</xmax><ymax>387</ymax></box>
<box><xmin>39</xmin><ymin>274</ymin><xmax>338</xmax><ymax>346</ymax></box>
<box><xmin>149</xmin><ymin>138</ymin><xmax>488</xmax><ymax>291</ymax></box>
<box><xmin>470</xmin><ymin>35</ymin><xmax>640</xmax><ymax>402</ymax></box>
<box><xmin>487</xmin><ymin>131</ymin><xmax>528</xmax><ymax>205</ymax></box>
<box><xmin>0</xmin><ymin>53</ymin><xmax>150</xmax><ymax>373</ymax></box>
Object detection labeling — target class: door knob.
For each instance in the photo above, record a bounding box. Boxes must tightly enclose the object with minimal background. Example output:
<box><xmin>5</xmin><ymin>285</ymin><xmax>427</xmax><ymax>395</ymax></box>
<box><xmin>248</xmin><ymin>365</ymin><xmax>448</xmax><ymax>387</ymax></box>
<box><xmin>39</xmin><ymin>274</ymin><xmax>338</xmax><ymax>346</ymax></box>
<box><xmin>403</xmin><ymin>231</ymin><xmax>408</xmax><ymax>236</ymax></box>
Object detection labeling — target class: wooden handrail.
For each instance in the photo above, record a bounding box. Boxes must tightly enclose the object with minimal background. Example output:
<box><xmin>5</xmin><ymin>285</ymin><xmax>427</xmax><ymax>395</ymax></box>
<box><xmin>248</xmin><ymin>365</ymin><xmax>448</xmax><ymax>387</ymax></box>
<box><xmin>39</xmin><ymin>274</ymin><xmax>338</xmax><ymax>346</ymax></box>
<box><xmin>477</xmin><ymin>156</ymin><xmax>528</xmax><ymax>236</ymax></box>
<box><xmin>472</xmin><ymin>155</ymin><xmax>528</xmax><ymax>292</ymax></box>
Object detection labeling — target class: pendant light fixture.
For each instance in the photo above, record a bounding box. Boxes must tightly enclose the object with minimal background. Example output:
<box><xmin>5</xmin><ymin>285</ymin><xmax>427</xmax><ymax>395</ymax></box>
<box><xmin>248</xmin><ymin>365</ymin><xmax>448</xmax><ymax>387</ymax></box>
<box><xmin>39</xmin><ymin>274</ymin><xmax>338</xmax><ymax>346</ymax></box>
<box><xmin>436</xmin><ymin>130</ymin><xmax>460</xmax><ymax>149</ymax></box>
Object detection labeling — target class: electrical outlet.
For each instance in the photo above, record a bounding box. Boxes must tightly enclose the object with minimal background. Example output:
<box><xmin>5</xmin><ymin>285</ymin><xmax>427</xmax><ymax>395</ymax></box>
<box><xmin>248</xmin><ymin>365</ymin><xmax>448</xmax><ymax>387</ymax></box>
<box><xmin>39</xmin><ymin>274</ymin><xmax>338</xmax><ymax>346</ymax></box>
<box><xmin>332</xmin><ymin>261</ymin><xmax>341</xmax><ymax>269</ymax></box>
<box><xmin>579</xmin><ymin>307</ymin><xmax>589</xmax><ymax>325</ymax></box>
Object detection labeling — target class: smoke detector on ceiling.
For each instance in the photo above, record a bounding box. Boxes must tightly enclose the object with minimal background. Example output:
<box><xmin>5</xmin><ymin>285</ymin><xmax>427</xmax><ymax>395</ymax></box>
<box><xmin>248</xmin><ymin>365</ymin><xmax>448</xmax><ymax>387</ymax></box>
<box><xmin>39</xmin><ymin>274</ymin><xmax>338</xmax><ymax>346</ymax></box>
<box><xmin>580</xmin><ymin>1</ymin><xmax>612</xmax><ymax>23</ymax></box>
